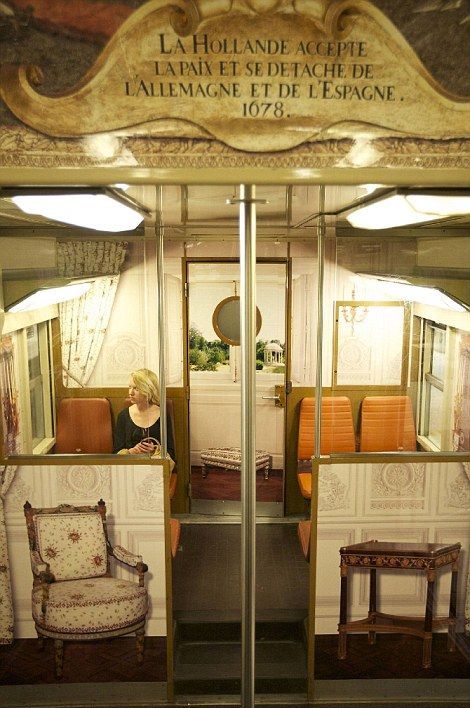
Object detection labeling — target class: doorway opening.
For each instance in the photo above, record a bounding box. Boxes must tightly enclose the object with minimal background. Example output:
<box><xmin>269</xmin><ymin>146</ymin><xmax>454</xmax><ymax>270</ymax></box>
<box><xmin>186</xmin><ymin>259</ymin><xmax>288</xmax><ymax>517</ymax></box>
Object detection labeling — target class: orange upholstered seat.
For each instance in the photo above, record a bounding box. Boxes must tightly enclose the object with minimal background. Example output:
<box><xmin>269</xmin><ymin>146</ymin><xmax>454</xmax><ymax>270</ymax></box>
<box><xmin>297</xmin><ymin>397</ymin><xmax>356</xmax><ymax>458</ymax></box>
<box><xmin>55</xmin><ymin>398</ymin><xmax>113</xmax><ymax>454</ymax></box>
<box><xmin>359</xmin><ymin>395</ymin><xmax>416</xmax><ymax>452</ymax></box>
<box><xmin>166</xmin><ymin>399</ymin><xmax>178</xmax><ymax>500</ymax></box>
<box><xmin>297</xmin><ymin>520</ymin><xmax>311</xmax><ymax>561</ymax></box>
<box><xmin>297</xmin><ymin>397</ymin><xmax>356</xmax><ymax>499</ymax></box>
<box><xmin>170</xmin><ymin>518</ymin><xmax>181</xmax><ymax>558</ymax></box>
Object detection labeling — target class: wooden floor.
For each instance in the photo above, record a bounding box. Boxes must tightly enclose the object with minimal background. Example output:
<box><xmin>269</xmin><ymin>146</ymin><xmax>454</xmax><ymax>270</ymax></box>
<box><xmin>1</xmin><ymin>633</ymin><xmax>468</xmax><ymax>685</ymax></box>
<box><xmin>190</xmin><ymin>466</ymin><xmax>283</xmax><ymax>502</ymax></box>
<box><xmin>0</xmin><ymin>637</ymin><xmax>167</xmax><ymax>684</ymax></box>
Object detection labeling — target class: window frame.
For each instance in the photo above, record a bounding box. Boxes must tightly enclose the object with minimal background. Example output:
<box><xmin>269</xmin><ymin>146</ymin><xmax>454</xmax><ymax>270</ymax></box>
<box><xmin>17</xmin><ymin>320</ymin><xmax>55</xmax><ymax>455</ymax></box>
<box><xmin>417</xmin><ymin>320</ymin><xmax>456</xmax><ymax>452</ymax></box>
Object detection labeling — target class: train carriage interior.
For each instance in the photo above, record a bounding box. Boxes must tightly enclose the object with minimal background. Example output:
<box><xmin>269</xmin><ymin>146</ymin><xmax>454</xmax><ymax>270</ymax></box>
<box><xmin>1</xmin><ymin>182</ymin><xmax>469</xmax><ymax>697</ymax></box>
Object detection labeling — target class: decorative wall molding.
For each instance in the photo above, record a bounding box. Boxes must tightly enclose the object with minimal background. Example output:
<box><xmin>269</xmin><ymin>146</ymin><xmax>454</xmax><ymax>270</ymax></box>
<box><xmin>442</xmin><ymin>463</ymin><xmax>470</xmax><ymax>512</ymax></box>
<box><xmin>102</xmin><ymin>334</ymin><xmax>146</xmax><ymax>384</ymax></box>
<box><xmin>56</xmin><ymin>465</ymin><xmax>111</xmax><ymax>501</ymax></box>
<box><xmin>366</xmin><ymin>462</ymin><xmax>427</xmax><ymax>513</ymax></box>
<box><xmin>0</xmin><ymin>128</ymin><xmax>468</xmax><ymax>171</ymax></box>
<box><xmin>318</xmin><ymin>467</ymin><xmax>351</xmax><ymax>513</ymax></box>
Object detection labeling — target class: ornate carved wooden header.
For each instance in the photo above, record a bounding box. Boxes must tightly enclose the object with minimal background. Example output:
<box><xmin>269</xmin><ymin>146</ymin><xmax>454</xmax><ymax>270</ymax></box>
<box><xmin>0</xmin><ymin>0</ymin><xmax>468</xmax><ymax>152</ymax></box>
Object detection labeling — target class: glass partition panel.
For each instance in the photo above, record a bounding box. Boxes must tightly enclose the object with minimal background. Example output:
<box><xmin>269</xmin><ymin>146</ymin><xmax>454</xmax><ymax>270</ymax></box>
<box><xmin>1</xmin><ymin>232</ymin><xmax>178</xmax><ymax>458</ymax></box>
<box><xmin>331</xmin><ymin>231</ymin><xmax>470</xmax><ymax>455</ymax></box>
<box><xmin>314</xmin><ymin>457</ymin><xmax>470</xmax><ymax>689</ymax></box>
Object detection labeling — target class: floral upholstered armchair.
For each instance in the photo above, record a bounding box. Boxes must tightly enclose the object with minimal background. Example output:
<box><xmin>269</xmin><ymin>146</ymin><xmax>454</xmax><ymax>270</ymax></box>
<box><xmin>23</xmin><ymin>499</ymin><xmax>149</xmax><ymax>677</ymax></box>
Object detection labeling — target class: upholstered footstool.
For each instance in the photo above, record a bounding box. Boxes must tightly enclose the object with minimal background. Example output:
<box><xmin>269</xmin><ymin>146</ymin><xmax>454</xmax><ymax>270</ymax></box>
<box><xmin>200</xmin><ymin>447</ymin><xmax>271</xmax><ymax>480</ymax></box>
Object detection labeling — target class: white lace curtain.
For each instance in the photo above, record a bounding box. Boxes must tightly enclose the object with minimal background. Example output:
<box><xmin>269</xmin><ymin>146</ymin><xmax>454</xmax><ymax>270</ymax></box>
<box><xmin>0</xmin><ymin>335</ymin><xmax>21</xmax><ymax>456</ymax></box>
<box><xmin>0</xmin><ymin>334</ymin><xmax>20</xmax><ymax>642</ymax></box>
<box><xmin>454</xmin><ymin>334</ymin><xmax>470</xmax><ymax>452</ymax></box>
<box><xmin>0</xmin><ymin>466</ymin><xmax>17</xmax><ymax>644</ymax></box>
<box><xmin>58</xmin><ymin>241</ymin><xmax>127</xmax><ymax>387</ymax></box>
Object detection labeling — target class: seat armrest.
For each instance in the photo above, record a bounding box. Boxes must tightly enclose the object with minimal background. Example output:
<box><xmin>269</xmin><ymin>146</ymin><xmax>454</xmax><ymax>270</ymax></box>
<box><xmin>111</xmin><ymin>545</ymin><xmax>143</xmax><ymax>567</ymax></box>
<box><xmin>30</xmin><ymin>550</ymin><xmax>54</xmax><ymax>616</ymax></box>
<box><xmin>30</xmin><ymin>550</ymin><xmax>54</xmax><ymax>582</ymax></box>
<box><xmin>111</xmin><ymin>545</ymin><xmax>148</xmax><ymax>586</ymax></box>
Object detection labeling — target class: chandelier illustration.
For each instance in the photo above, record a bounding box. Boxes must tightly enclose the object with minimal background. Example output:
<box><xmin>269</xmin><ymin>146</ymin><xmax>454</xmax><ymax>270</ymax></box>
<box><xmin>341</xmin><ymin>304</ymin><xmax>369</xmax><ymax>336</ymax></box>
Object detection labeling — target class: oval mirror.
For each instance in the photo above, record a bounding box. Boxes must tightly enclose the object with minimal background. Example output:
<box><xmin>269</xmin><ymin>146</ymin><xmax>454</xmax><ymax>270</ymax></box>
<box><xmin>212</xmin><ymin>296</ymin><xmax>262</xmax><ymax>346</ymax></box>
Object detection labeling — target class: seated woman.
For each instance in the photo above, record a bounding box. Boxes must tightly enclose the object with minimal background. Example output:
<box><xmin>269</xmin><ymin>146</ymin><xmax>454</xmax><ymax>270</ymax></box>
<box><xmin>114</xmin><ymin>368</ymin><xmax>175</xmax><ymax>460</ymax></box>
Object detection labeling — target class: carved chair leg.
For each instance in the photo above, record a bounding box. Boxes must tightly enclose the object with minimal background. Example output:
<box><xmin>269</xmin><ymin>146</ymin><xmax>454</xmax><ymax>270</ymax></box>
<box><xmin>54</xmin><ymin>639</ymin><xmax>64</xmax><ymax>678</ymax></box>
<box><xmin>36</xmin><ymin>629</ymin><xmax>45</xmax><ymax>650</ymax></box>
<box><xmin>136</xmin><ymin>628</ymin><xmax>145</xmax><ymax>663</ymax></box>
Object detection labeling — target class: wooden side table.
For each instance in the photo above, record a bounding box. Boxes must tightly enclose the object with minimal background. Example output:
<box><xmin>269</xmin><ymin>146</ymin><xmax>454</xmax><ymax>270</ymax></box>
<box><xmin>338</xmin><ymin>540</ymin><xmax>461</xmax><ymax>669</ymax></box>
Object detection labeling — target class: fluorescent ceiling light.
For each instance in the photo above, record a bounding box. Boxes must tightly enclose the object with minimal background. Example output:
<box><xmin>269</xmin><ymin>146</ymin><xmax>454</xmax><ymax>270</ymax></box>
<box><xmin>406</xmin><ymin>194</ymin><xmax>470</xmax><ymax>217</ymax></box>
<box><xmin>358</xmin><ymin>275</ymin><xmax>468</xmax><ymax>313</ymax></box>
<box><xmin>345</xmin><ymin>189</ymin><xmax>470</xmax><ymax>230</ymax></box>
<box><xmin>7</xmin><ymin>282</ymin><xmax>91</xmax><ymax>313</ymax></box>
<box><xmin>7</xmin><ymin>188</ymin><xmax>148</xmax><ymax>232</ymax></box>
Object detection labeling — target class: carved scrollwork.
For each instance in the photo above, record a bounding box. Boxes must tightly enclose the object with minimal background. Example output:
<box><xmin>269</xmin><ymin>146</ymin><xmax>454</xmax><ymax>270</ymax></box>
<box><xmin>169</xmin><ymin>0</ymin><xmax>201</xmax><ymax>37</ymax></box>
<box><xmin>318</xmin><ymin>468</ymin><xmax>348</xmax><ymax>511</ymax></box>
<box><xmin>341</xmin><ymin>550</ymin><xmax>459</xmax><ymax>570</ymax></box>
<box><xmin>0</xmin><ymin>1</ymin><xmax>468</xmax><ymax>150</ymax></box>
<box><xmin>0</xmin><ymin>126</ymin><xmax>468</xmax><ymax>170</ymax></box>
<box><xmin>134</xmin><ymin>473</ymin><xmax>164</xmax><ymax>513</ymax></box>
<box><xmin>57</xmin><ymin>466</ymin><xmax>111</xmax><ymax>500</ymax></box>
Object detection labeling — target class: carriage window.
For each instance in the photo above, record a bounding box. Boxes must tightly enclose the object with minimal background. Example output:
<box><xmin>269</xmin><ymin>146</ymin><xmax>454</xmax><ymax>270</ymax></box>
<box><xmin>419</xmin><ymin>322</ymin><xmax>451</xmax><ymax>451</ymax></box>
<box><xmin>27</xmin><ymin>324</ymin><xmax>47</xmax><ymax>447</ymax></box>
<box><xmin>1</xmin><ymin>321</ymin><xmax>54</xmax><ymax>456</ymax></box>
<box><xmin>23</xmin><ymin>322</ymin><xmax>53</xmax><ymax>454</ymax></box>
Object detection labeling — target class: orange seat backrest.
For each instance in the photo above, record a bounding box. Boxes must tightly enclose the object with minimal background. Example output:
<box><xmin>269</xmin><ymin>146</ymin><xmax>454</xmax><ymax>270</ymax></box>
<box><xmin>297</xmin><ymin>396</ymin><xmax>356</xmax><ymax>458</ymax></box>
<box><xmin>55</xmin><ymin>398</ymin><xmax>113</xmax><ymax>454</ymax></box>
<box><xmin>359</xmin><ymin>395</ymin><xmax>416</xmax><ymax>452</ymax></box>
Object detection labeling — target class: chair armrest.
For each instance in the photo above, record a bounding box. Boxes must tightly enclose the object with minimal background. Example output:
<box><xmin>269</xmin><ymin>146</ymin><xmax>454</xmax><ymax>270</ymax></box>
<box><xmin>30</xmin><ymin>551</ymin><xmax>54</xmax><ymax>617</ymax></box>
<box><xmin>30</xmin><ymin>550</ymin><xmax>54</xmax><ymax>583</ymax></box>
<box><xmin>111</xmin><ymin>545</ymin><xmax>148</xmax><ymax>586</ymax></box>
<box><xmin>111</xmin><ymin>545</ymin><xmax>143</xmax><ymax>567</ymax></box>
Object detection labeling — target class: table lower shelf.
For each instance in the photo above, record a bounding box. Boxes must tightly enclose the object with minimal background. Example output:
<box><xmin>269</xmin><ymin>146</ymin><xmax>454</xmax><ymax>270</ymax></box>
<box><xmin>338</xmin><ymin>612</ymin><xmax>456</xmax><ymax>668</ymax></box>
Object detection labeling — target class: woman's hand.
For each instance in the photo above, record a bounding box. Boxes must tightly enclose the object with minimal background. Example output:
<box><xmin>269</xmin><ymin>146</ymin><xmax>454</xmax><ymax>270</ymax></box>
<box><xmin>129</xmin><ymin>440</ymin><xmax>156</xmax><ymax>454</ymax></box>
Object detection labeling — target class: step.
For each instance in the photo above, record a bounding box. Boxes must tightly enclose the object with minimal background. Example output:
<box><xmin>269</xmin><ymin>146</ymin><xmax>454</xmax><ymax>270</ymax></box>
<box><xmin>175</xmin><ymin>639</ymin><xmax>307</xmax><ymax>681</ymax></box>
<box><xmin>175</xmin><ymin>620</ymin><xmax>305</xmax><ymax>643</ymax></box>
<box><xmin>173</xmin><ymin>620</ymin><xmax>308</xmax><ymax>694</ymax></box>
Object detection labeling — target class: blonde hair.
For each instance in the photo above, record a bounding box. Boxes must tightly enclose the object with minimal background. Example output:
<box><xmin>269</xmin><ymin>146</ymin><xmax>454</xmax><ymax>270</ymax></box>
<box><xmin>131</xmin><ymin>368</ymin><xmax>160</xmax><ymax>405</ymax></box>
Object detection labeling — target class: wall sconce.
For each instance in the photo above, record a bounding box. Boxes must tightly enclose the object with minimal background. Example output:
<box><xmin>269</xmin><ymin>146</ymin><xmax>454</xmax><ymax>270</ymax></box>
<box><xmin>2</xmin><ymin>187</ymin><xmax>150</xmax><ymax>232</ymax></box>
<box><xmin>344</xmin><ymin>189</ymin><xmax>470</xmax><ymax>230</ymax></box>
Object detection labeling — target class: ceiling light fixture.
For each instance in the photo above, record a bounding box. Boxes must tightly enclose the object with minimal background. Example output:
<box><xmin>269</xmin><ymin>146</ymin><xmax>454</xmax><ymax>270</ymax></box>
<box><xmin>6</xmin><ymin>281</ymin><xmax>92</xmax><ymax>313</ymax></box>
<box><xmin>3</xmin><ymin>187</ymin><xmax>150</xmax><ymax>232</ymax></box>
<box><xmin>358</xmin><ymin>274</ymin><xmax>468</xmax><ymax>313</ymax></box>
<box><xmin>344</xmin><ymin>189</ymin><xmax>470</xmax><ymax>230</ymax></box>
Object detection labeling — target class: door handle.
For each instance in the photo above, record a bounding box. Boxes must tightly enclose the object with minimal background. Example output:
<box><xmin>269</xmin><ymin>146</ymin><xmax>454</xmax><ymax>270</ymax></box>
<box><xmin>261</xmin><ymin>385</ymin><xmax>285</xmax><ymax>408</ymax></box>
